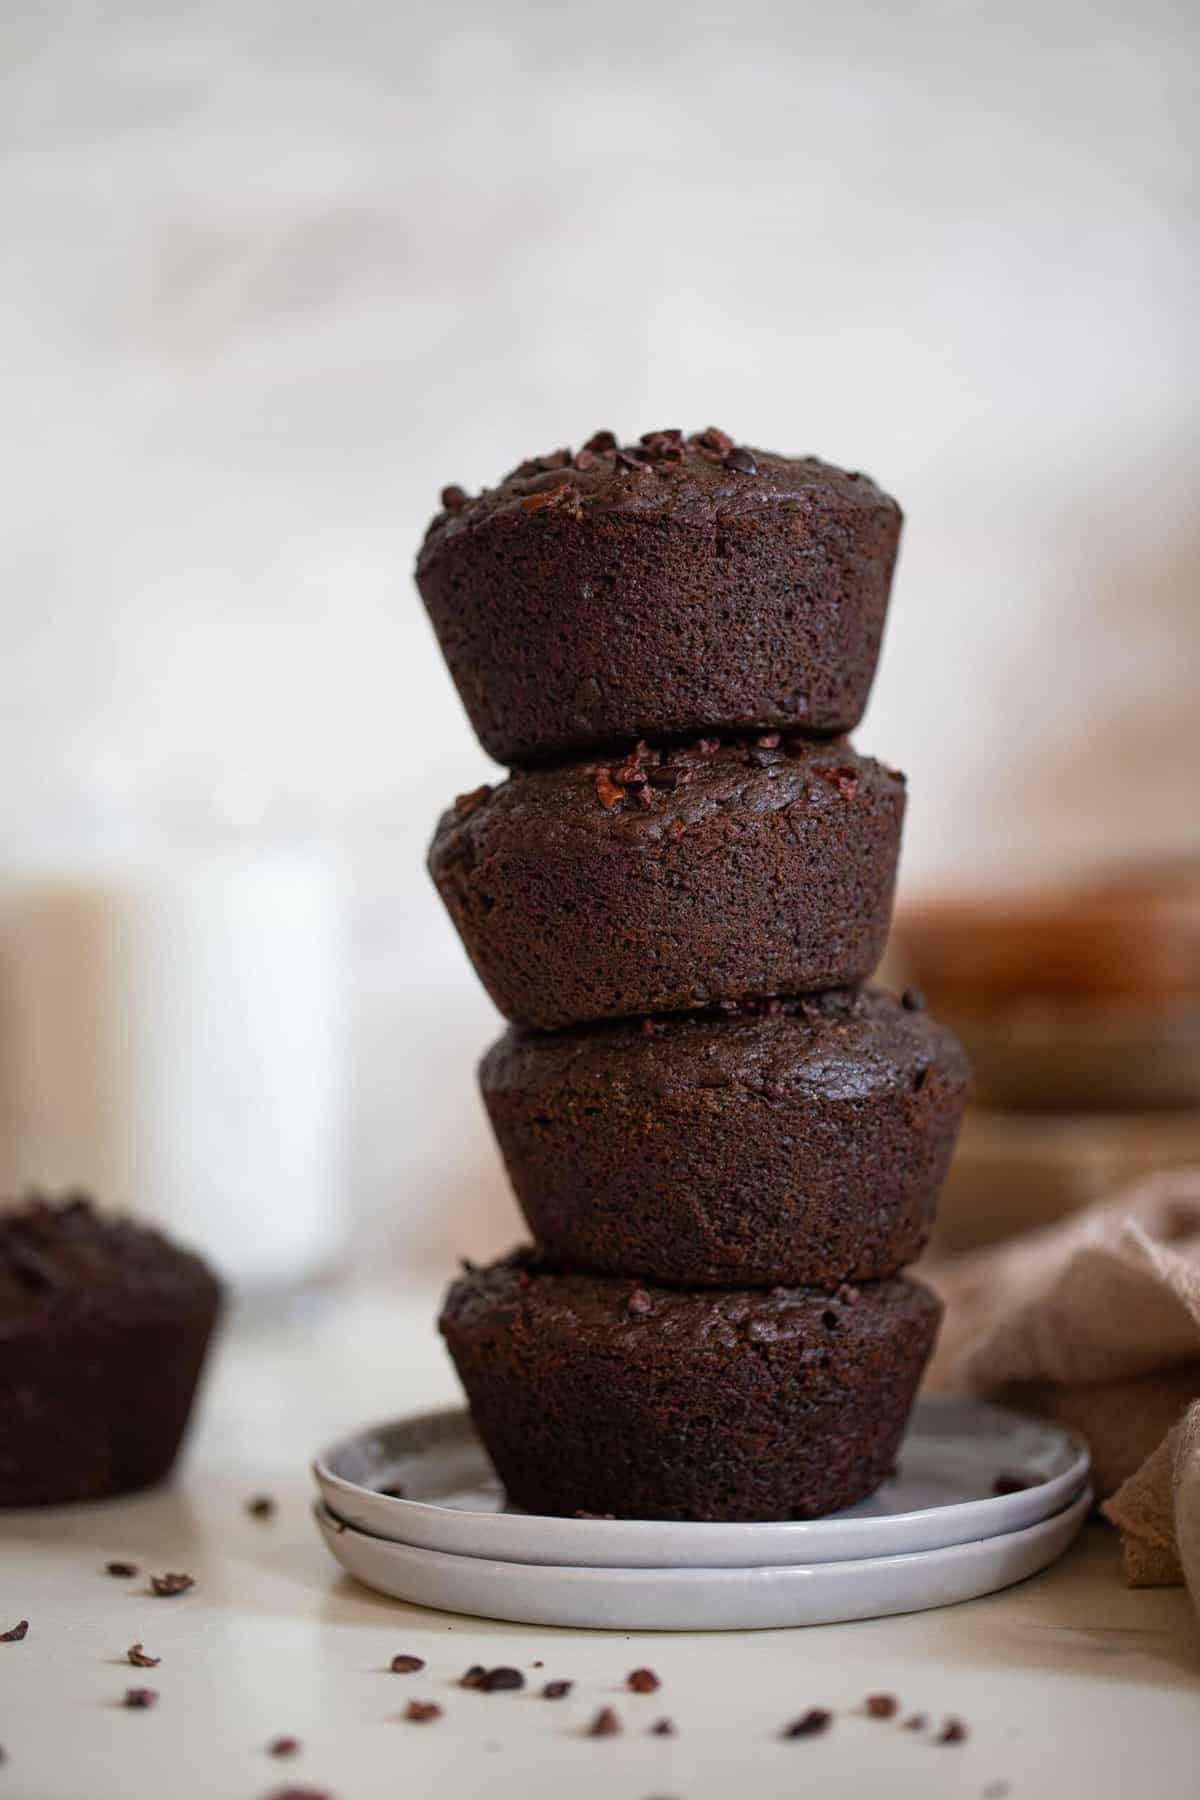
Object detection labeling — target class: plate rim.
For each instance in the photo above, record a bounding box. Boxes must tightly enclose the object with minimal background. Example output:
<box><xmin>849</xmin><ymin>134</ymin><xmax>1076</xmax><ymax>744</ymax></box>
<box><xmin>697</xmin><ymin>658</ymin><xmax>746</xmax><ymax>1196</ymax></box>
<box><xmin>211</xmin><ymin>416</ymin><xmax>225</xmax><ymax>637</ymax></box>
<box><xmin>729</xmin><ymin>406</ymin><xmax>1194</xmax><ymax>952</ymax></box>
<box><xmin>312</xmin><ymin>1394</ymin><xmax>1092</xmax><ymax>1565</ymax></box>
<box><xmin>314</xmin><ymin>1481</ymin><xmax>1094</xmax><ymax>1584</ymax></box>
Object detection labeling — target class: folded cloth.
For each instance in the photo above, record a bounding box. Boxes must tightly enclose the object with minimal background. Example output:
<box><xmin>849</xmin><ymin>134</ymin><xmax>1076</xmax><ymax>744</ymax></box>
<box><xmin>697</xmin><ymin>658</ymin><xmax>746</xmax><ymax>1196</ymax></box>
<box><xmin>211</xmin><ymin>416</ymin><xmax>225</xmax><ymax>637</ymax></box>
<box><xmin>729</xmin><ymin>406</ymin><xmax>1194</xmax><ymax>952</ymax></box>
<box><xmin>928</xmin><ymin>1166</ymin><xmax>1200</xmax><ymax>1618</ymax></box>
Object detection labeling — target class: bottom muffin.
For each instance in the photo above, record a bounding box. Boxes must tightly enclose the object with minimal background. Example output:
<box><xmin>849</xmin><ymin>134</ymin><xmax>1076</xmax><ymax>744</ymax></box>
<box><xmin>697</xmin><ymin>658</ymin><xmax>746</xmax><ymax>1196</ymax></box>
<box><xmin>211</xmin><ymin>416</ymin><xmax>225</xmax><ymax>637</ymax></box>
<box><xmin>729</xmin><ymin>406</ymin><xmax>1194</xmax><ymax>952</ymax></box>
<box><xmin>0</xmin><ymin>1195</ymin><xmax>222</xmax><ymax>1507</ymax></box>
<box><xmin>439</xmin><ymin>1252</ymin><xmax>942</xmax><ymax>1521</ymax></box>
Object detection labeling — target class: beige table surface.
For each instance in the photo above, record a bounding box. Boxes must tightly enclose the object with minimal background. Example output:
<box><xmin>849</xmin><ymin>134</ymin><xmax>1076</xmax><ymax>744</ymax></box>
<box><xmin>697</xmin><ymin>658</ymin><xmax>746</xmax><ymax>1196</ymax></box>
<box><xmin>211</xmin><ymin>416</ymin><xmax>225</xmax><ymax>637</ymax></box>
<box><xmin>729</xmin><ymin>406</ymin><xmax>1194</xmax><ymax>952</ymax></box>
<box><xmin>3</xmin><ymin>1282</ymin><xmax>1198</xmax><ymax>1800</ymax></box>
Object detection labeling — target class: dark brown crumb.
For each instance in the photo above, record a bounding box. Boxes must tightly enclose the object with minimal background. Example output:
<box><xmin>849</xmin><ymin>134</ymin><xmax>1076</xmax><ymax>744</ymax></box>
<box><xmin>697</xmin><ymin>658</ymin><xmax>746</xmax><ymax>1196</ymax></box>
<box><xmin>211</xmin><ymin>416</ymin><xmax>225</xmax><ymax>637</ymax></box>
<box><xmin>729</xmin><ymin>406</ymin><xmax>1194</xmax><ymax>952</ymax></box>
<box><xmin>531</xmin><ymin>1660</ymin><xmax>543</xmax><ymax>1668</ymax></box>
<box><xmin>454</xmin><ymin>785</ymin><xmax>492</xmax><ymax>819</ymax></box>
<box><xmin>268</xmin><ymin>1737</ymin><xmax>301</xmax><ymax>1758</ymax></box>
<box><xmin>936</xmin><ymin>1717</ymin><xmax>969</xmax><ymax>1744</ymax></box>
<box><xmin>404</xmin><ymin>1700</ymin><xmax>442</xmax><ymax>1723</ymax></box>
<box><xmin>587</xmin><ymin>1706</ymin><xmax>622</xmax><ymax>1737</ymax></box>
<box><xmin>627</xmin><ymin>1668</ymin><xmax>660</xmax><ymax>1693</ymax></box>
<box><xmin>814</xmin><ymin>763</ymin><xmax>860</xmax><ymax>802</ymax></box>
<box><xmin>993</xmin><ymin>1472</ymin><xmax>1041</xmax><ymax>1495</ymax></box>
<box><xmin>106</xmin><ymin>1562</ymin><xmax>138</xmax><ymax>1578</ymax></box>
<box><xmin>479</xmin><ymin>1666</ymin><xmax>524</xmax><ymax>1692</ymax></box>
<box><xmin>651</xmin><ymin>1717</ymin><xmax>675</xmax><ymax>1736</ymax></box>
<box><xmin>724</xmin><ymin>446</ymin><xmax>759</xmax><ymax>475</ymax></box>
<box><xmin>595</xmin><ymin>769</ymin><xmax>625</xmax><ymax>810</ymax></box>
<box><xmin>247</xmin><ymin>1495</ymin><xmax>276</xmax><ymax>1520</ymax></box>
<box><xmin>647</xmin><ymin>764</ymin><xmax>689</xmax><ymax>791</ymax></box>
<box><xmin>377</xmin><ymin>1483</ymin><xmax>405</xmax><ymax>1499</ymax></box>
<box><xmin>149</xmin><ymin>1572</ymin><xmax>194</xmax><ymax>1597</ymax></box>
<box><xmin>126</xmin><ymin>1644</ymin><xmax>160</xmax><ymax>1668</ymax></box>
<box><xmin>123</xmin><ymin>1687</ymin><xmax>158</xmax><ymax>1709</ymax></box>
<box><xmin>390</xmin><ymin>1654</ymin><xmax>425</xmax><ymax>1674</ymax></box>
<box><xmin>864</xmin><ymin>1693</ymin><xmax>899</xmax><ymax>1718</ymax></box>
<box><xmin>903</xmin><ymin>1713</ymin><xmax>929</xmax><ymax>1731</ymax></box>
<box><xmin>783</xmin><ymin>1708</ymin><xmax>833</xmax><ymax>1739</ymax></box>
<box><xmin>543</xmin><ymin>1680</ymin><xmax>573</xmax><ymax>1699</ymax></box>
<box><xmin>695</xmin><ymin>425</ymin><xmax>733</xmax><ymax>454</ymax></box>
<box><xmin>440</xmin><ymin>485</ymin><xmax>469</xmax><ymax>512</ymax></box>
<box><xmin>0</xmin><ymin>1621</ymin><xmax>28</xmax><ymax>1642</ymax></box>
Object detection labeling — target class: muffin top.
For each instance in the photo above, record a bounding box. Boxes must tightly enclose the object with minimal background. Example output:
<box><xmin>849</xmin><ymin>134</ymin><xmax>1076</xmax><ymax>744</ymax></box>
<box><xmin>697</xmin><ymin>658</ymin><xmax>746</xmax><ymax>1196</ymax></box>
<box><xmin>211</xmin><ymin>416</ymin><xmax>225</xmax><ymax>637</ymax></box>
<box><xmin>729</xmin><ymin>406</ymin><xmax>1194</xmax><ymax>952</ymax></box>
<box><xmin>441</xmin><ymin>1249</ymin><xmax>939</xmax><ymax>1354</ymax></box>
<box><xmin>0</xmin><ymin>1195</ymin><xmax>221</xmax><ymax>1340</ymax></box>
<box><xmin>481</xmin><ymin>986</ymin><xmax>970</xmax><ymax>1108</ymax></box>
<box><xmin>418</xmin><ymin>427</ymin><xmax>900</xmax><ymax>568</ymax></box>
<box><xmin>431</xmin><ymin>731</ymin><xmax>904</xmax><ymax>863</ymax></box>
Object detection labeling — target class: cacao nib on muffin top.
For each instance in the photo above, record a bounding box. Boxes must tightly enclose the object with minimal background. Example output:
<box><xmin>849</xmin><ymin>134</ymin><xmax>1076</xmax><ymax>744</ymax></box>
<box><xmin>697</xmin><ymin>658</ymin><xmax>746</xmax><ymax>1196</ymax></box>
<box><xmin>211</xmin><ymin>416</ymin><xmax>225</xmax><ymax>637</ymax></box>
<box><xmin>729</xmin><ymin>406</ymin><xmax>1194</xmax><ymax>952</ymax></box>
<box><xmin>0</xmin><ymin>1195</ymin><xmax>221</xmax><ymax>1507</ymax></box>
<box><xmin>440</xmin><ymin>1252</ymin><xmax>942</xmax><ymax>1521</ymax></box>
<box><xmin>481</xmin><ymin>988</ymin><xmax>970</xmax><ymax>1287</ymax></box>
<box><xmin>416</xmin><ymin>429</ymin><xmax>902</xmax><ymax>765</ymax></box>
<box><xmin>429</xmin><ymin>732</ymin><xmax>905</xmax><ymax>1029</ymax></box>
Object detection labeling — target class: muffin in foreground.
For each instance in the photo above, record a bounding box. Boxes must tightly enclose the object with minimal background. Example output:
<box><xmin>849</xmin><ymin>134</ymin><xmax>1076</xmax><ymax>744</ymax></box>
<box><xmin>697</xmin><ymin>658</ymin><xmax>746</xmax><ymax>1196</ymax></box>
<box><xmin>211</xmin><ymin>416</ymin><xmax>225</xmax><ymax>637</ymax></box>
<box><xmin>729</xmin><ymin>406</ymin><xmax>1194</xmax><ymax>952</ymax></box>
<box><xmin>0</xmin><ymin>1195</ymin><xmax>221</xmax><ymax>1507</ymax></box>
<box><xmin>481</xmin><ymin>989</ymin><xmax>970</xmax><ymax>1287</ymax></box>
<box><xmin>429</xmin><ymin>733</ymin><xmax>905</xmax><ymax>1029</ymax></box>
<box><xmin>439</xmin><ymin>1252</ymin><xmax>942</xmax><ymax>1521</ymax></box>
<box><xmin>417</xmin><ymin>429</ymin><xmax>902</xmax><ymax>765</ymax></box>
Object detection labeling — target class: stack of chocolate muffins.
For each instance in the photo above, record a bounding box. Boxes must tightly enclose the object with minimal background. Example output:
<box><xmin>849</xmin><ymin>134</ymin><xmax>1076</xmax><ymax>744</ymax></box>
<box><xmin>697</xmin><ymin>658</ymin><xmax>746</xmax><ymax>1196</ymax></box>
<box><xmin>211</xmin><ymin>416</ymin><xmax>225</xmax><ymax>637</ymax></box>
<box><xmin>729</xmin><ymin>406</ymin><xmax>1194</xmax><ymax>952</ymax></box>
<box><xmin>419</xmin><ymin>427</ymin><xmax>969</xmax><ymax>1522</ymax></box>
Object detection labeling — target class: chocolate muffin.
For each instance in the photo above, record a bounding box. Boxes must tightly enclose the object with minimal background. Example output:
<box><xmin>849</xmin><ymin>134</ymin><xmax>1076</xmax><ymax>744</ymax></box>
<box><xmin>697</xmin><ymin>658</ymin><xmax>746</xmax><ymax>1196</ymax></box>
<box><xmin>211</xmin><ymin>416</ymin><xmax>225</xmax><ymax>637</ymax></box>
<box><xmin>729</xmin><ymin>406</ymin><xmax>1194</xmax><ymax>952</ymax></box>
<box><xmin>429</xmin><ymin>734</ymin><xmax>905</xmax><ymax>1029</ymax></box>
<box><xmin>481</xmin><ymin>989</ymin><xmax>970</xmax><ymax>1287</ymax></box>
<box><xmin>0</xmin><ymin>1196</ymin><xmax>221</xmax><ymax>1507</ymax></box>
<box><xmin>416</xmin><ymin>429</ymin><xmax>902</xmax><ymax>765</ymax></box>
<box><xmin>440</xmin><ymin>1253</ymin><xmax>941</xmax><ymax>1520</ymax></box>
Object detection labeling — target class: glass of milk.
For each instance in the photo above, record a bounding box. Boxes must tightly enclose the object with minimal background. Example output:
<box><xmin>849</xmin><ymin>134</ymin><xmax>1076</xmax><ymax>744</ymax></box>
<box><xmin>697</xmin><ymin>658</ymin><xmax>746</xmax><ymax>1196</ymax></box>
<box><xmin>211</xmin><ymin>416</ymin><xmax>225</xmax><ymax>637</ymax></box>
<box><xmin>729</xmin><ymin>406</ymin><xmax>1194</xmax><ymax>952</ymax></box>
<box><xmin>0</xmin><ymin>786</ymin><xmax>348</xmax><ymax>1298</ymax></box>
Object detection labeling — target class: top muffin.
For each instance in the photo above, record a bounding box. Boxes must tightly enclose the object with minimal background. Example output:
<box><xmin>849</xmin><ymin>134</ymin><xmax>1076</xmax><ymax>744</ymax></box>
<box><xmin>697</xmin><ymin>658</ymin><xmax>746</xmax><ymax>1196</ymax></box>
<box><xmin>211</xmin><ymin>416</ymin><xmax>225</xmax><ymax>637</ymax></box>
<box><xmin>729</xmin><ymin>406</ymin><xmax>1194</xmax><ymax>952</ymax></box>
<box><xmin>417</xmin><ymin>428</ymin><xmax>901</xmax><ymax>766</ymax></box>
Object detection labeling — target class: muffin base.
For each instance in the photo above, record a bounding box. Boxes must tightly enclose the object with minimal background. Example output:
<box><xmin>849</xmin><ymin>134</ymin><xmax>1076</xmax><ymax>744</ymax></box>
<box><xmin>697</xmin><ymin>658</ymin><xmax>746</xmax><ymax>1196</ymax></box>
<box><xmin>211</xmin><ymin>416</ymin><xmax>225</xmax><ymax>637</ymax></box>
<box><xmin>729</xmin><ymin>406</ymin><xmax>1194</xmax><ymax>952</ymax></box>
<box><xmin>0</xmin><ymin>1312</ymin><xmax>219</xmax><ymax>1507</ymax></box>
<box><xmin>440</xmin><ymin>1255</ymin><xmax>942</xmax><ymax>1521</ymax></box>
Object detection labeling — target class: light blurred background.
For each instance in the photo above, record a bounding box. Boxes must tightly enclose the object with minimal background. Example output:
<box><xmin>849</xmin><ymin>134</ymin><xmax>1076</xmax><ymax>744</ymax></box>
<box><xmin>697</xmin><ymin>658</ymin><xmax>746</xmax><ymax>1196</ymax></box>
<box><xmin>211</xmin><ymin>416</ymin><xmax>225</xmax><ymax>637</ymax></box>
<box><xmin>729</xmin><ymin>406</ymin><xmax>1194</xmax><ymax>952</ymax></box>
<box><xmin>1</xmin><ymin>0</ymin><xmax>1196</xmax><ymax>1284</ymax></box>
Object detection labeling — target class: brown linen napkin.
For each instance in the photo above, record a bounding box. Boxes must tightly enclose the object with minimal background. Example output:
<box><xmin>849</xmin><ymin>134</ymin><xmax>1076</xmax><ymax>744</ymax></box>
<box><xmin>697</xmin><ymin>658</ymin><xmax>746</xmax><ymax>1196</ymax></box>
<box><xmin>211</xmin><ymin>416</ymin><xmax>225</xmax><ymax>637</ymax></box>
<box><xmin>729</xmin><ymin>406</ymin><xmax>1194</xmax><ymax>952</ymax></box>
<box><xmin>927</xmin><ymin>1166</ymin><xmax>1200</xmax><ymax>1616</ymax></box>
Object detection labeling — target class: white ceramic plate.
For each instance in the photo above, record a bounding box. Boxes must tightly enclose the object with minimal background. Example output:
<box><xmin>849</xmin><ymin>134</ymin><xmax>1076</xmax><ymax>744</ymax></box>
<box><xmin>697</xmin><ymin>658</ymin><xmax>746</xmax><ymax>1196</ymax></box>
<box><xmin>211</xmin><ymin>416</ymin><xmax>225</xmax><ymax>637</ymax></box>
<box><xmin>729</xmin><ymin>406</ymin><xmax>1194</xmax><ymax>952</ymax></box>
<box><xmin>315</xmin><ymin>1482</ymin><xmax>1092</xmax><ymax>1631</ymax></box>
<box><xmin>313</xmin><ymin>1396</ymin><xmax>1090</xmax><ymax>1569</ymax></box>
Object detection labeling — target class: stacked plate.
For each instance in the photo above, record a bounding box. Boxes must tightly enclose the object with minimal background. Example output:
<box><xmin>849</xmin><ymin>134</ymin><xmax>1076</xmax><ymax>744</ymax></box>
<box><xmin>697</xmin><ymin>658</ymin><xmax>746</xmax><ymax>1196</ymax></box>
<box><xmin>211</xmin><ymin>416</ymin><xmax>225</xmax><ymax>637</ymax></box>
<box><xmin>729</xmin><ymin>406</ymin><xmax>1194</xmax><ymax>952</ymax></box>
<box><xmin>312</xmin><ymin>1396</ymin><xmax>1091</xmax><ymax>1631</ymax></box>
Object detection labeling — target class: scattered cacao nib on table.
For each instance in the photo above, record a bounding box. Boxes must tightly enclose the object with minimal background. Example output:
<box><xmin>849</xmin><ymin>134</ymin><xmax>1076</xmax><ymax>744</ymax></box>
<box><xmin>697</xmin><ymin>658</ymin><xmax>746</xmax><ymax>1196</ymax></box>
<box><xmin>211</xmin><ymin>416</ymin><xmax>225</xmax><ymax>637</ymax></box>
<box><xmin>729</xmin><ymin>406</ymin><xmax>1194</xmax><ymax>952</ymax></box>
<box><xmin>123</xmin><ymin>1687</ymin><xmax>158</xmax><ymax>1709</ymax></box>
<box><xmin>246</xmin><ymin>1494</ymin><xmax>276</xmax><ymax>1520</ymax></box>
<box><xmin>650</xmin><ymin>1717</ymin><xmax>676</xmax><ymax>1736</ymax></box>
<box><xmin>268</xmin><ymin>1737</ymin><xmax>301</xmax><ymax>1758</ymax></box>
<box><xmin>783</xmin><ymin>1708</ymin><xmax>833</xmax><ymax>1739</ymax></box>
<box><xmin>863</xmin><ymin>1693</ymin><xmax>899</xmax><ymax>1718</ymax></box>
<box><xmin>587</xmin><ymin>1705</ymin><xmax>622</xmax><ymax>1738</ymax></box>
<box><xmin>149</xmin><ymin>1572</ymin><xmax>194</xmax><ymax>1597</ymax></box>
<box><xmin>903</xmin><ymin>1712</ymin><xmax>929</xmax><ymax>1730</ymax></box>
<box><xmin>126</xmin><ymin>1643</ymin><xmax>160</xmax><ymax>1668</ymax></box>
<box><xmin>462</xmin><ymin>1664</ymin><xmax>523</xmax><ymax>1691</ymax></box>
<box><xmin>936</xmin><ymin>1716</ymin><xmax>969</xmax><ymax>1744</ymax></box>
<box><xmin>1</xmin><ymin>1620</ymin><xmax>29</xmax><ymax>1641</ymax></box>
<box><xmin>389</xmin><ymin>1654</ymin><xmax>425</xmax><ymax>1673</ymax></box>
<box><xmin>542</xmin><ymin>1680</ymin><xmax>573</xmax><ymax>1699</ymax></box>
<box><xmin>105</xmin><ymin>1561</ymin><xmax>138</xmax><ymax>1578</ymax></box>
<box><xmin>627</xmin><ymin>1667</ymin><xmax>660</xmax><ymax>1692</ymax></box>
<box><xmin>404</xmin><ymin>1700</ymin><xmax>442</xmax><ymax>1723</ymax></box>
